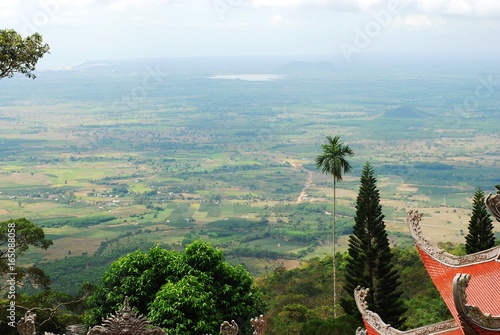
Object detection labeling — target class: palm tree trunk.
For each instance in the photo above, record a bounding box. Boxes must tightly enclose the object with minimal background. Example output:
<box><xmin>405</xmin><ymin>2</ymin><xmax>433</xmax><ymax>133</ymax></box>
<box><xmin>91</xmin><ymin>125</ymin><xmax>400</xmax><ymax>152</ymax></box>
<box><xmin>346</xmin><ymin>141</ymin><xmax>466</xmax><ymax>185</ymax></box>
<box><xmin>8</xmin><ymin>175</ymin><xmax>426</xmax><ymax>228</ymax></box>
<box><xmin>333</xmin><ymin>179</ymin><xmax>337</xmax><ymax>318</ymax></box>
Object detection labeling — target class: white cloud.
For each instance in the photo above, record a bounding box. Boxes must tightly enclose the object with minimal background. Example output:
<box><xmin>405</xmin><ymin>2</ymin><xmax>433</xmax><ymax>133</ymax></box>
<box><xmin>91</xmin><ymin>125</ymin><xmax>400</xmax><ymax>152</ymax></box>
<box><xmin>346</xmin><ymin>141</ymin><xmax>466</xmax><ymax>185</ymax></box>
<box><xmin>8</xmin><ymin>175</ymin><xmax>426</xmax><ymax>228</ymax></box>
<box><xmin>0</xmin><ymin>0</ymin><xmax>21</xmax><ymax>8</ymax></box>
<box><xmin>269</xmin><ymin>14</ymin><xmax>286</xmax><ymax>25</ymax></box>
<box><xmin>213</xmin><ymin>21</ymin><xmax>249</xmax><ymax>28</ymax></box>
<box><xmin>251</xmin><ymin>0</ymin><xmax>500</xmax><ymax>18</ymax></box>
<box><xmin>107</xmin><ymin>1</ymin><xmax>129</xmax><ymax>11</ymax></box>
<box><xmin>0</xmin><ymin>9</ymin><xmax>17</xmax><ymax>19</ymax></box>
<box><xmin>252</xmin><ymin>0</ymin><xmax>391</xmax><ymax>10</ymax></box>
<box><xmin>266</xmin><ymin>14</ymin><xmax>307</xmax><ymax>28</ymax></box>
<box><xmin>443</xmin><ymin>0</ymin><xmax>472</xmax><ymax>16</ymax></box>
<box><xmin>50</xmin><ymin>13</ymin><xmax>89</xmax><ymax>26</ymax></box>
<box><xmin>252</xmin><ymin>0</ymin><xmax>333</xmax><ymax>9</ymax></box>
<box><xmin>404</xmin><ymin>0</ymin><xmax>500</xmax><ymax>18</ymax></box>
<box><xmin>0</xmin><ymin>0</ymin><xmax>21</xmax><ymax>23</ymax></box>
<box><xmin>100</xmin><ymin>0</ymin><xmax>186</xmax><ymax>11</ymax></box>
<box><xmin>393</xmin><ymin>14</ymin><xmax>446</xmax><ymax>29</ymax></box>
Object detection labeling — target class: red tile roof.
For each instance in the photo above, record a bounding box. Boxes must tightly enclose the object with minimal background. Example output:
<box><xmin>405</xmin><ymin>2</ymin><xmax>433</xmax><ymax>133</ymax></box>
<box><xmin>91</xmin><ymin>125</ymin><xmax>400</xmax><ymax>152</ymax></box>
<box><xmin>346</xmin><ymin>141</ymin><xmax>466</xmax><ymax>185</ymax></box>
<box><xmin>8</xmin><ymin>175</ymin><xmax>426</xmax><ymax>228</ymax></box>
<box><xmin>355</xmin><ymin>211</ymin><xmax>500</xmax><ymax>335</ymax></box>
<box><xmin>417</xmin><ymin>246</ymin><xmax>500</xmax><ymax>330</ymax></box>
<box><xmin>408</xmin><ymin>210</ymin><xmax>500</xmax><ymax>335</ymax></box>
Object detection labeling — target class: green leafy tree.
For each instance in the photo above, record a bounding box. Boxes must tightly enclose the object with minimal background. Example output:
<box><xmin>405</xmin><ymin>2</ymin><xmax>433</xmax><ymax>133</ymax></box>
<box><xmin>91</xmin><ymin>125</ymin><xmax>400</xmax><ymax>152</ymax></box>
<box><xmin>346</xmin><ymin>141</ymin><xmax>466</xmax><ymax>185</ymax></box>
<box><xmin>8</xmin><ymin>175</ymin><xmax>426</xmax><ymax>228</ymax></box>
<box><xmin>86</xmin><ymin>241</ymin><xmax>264</xmax><ymax>335</ymax></box>
<box><xmin>341</xmin><ymin>162</ymin><xmax>406</xmax><ymax>329</ymax></box>
<box><xmin>465</xmin><ymin>188</ymin><xmax>495</xmax><ymax>254</ymax></box>
<box><xmin>316</xmin><ymin>135</ymin><xmax>354</xmax><ymax>317</ymax></box>
<box><xmin>0</xmin><ymin>219</ymin><xmax>72</xmax><ymax>334</ymax></box>
<box><xmin>0</xmin><ymin>218</ymin><xmax>53</xmax><ymax>290</ymax></box>
<box><xmin>0</xmin><ymin>29</ymin><xmax>50</xmax><ymax>79</ymax></box>
<box><xmin>0</xmin><ymin>289</ymin><xmax>88</xmax><ymax>335</ymax></box>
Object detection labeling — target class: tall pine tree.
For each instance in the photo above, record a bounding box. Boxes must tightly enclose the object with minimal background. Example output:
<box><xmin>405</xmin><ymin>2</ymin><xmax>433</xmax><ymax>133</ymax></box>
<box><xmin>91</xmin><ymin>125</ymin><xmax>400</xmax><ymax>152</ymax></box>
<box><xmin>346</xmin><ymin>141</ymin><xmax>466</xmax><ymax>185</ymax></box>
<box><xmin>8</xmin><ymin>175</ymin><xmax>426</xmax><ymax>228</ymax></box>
<box><xmin>341</xmin><ymin>162</ymin><xmax>406</xmax><ymax>329</ymax></box>
<box><xmin>465</xmin><ymin>188</ymin><xmax>495</xmax><ymax>254</ymax></box>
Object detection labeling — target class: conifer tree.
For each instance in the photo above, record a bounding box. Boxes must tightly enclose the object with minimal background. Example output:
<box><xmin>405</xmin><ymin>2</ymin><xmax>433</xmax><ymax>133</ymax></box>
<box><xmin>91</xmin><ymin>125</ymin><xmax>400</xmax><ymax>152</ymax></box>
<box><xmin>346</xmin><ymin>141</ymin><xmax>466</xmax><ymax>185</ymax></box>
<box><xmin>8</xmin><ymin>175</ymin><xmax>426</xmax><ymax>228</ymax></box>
<box><xmin>341</xmin><ymin>162</ymin><xmax>406</xmax><ymax>328</ymax></box>
<box><xmin>465</xmin><ymin>188</ymin><xmax>495</xmax><ymax>254</ymax></box>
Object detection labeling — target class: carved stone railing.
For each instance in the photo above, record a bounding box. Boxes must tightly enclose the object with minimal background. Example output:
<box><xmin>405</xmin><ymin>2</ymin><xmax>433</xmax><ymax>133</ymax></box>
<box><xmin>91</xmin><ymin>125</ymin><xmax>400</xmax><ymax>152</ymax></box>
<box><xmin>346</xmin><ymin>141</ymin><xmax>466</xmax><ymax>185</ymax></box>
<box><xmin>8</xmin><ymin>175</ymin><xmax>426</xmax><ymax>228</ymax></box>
<box><xmin>354</xmin><ymin>286</ymin><xmax>460</xmax><ymax>335</ymax></box>
<box><xmin>406</xmin><ymin>210</ymin><xmax>500</xmax><ymax>266</ymax></box>
<box><xmin>17</xmin><ymin>297</ymin><xmax>267</xmax><ymax>335</ymax></box>
<box><xmin>453</xmin><ymin>273</ymin><xmax>500</xmax><ymax>332</ymax></box>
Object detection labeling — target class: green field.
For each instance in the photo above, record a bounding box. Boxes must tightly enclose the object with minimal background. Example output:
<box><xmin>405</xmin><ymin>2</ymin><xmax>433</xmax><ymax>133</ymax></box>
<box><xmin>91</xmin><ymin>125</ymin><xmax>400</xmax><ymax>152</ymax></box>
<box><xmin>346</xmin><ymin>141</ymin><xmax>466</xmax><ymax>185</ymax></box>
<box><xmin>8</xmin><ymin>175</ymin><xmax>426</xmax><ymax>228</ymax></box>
<box><xmin>1</xmin><ymin>58</ymin><xmax>499</xmax><ymax>293</ymax></box>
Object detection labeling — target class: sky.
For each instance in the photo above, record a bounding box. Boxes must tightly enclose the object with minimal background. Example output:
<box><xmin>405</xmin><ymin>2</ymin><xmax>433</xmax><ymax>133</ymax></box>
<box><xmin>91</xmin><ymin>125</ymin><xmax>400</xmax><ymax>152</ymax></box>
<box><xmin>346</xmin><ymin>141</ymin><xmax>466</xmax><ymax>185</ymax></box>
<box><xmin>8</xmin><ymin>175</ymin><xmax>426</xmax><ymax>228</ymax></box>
<box><xmin>1</xmin><ymin>0</ymin><xmax>500</xmax><ymax>68</ymax></box>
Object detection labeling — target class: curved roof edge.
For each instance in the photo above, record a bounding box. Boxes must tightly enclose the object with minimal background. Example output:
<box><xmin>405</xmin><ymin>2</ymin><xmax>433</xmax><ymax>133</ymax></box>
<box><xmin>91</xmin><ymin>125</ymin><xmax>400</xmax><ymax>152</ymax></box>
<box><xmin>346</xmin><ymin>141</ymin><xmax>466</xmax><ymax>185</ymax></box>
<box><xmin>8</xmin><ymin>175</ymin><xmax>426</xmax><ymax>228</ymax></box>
<box><xmin>354</xmin><ymin>286</ymin><xmax>460</xmax><ymax>335</ymax></box>
<box><xmin>406</xmin><ymin>211</ymin><xmax>500</xmax><ymax>267</ymax></box>
<box><xmin>453</xmin><ymin>273</ymin><xmax>500</xmax><ymax>333</ymax></box>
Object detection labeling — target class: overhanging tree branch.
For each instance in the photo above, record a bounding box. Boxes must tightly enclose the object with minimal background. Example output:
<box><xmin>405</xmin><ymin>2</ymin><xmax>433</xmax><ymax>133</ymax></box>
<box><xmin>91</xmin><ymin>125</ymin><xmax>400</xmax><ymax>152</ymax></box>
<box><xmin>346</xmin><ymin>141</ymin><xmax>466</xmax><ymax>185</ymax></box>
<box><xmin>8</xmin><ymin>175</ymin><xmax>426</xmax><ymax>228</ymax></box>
<box><xmin>0</xmin><ymin>29</ymin><xmax>50</xmax><ymax>80</ymax></box>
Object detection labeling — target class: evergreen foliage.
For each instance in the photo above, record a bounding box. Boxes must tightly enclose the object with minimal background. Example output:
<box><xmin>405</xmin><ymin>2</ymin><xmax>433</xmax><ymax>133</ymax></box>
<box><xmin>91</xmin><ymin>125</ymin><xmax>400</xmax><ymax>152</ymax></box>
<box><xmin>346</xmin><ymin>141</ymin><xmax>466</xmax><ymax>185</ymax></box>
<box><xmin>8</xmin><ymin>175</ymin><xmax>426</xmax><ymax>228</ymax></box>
<box><xmin>341</xmin><ymin>162</ymin><xmax>406</xmax><ymax>328</ymax></box>
<box><xmin>259</xmin><ymin>246</ymin><xmax>447</xmax><ymax>333</ymax></box>
<box><xmin>465</xmin><ymin>188</ymin><xmax>495</xmax><ymax>254</ymax></box>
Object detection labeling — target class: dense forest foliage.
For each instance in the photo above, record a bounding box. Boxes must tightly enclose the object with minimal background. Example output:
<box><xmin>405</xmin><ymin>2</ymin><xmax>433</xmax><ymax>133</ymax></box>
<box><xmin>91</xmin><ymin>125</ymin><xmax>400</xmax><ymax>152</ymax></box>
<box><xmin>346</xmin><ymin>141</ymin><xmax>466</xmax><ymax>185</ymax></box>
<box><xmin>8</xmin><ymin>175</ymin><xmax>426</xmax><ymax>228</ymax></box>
<box><xmin>0</xmin><ymin>240</ymin><xmax>453</xmax><ymax>334</ymax></box>
<box><xmin>257</xmin><ymin>246</ymin><xmax>450</xmax><ymax>334</ymax></box>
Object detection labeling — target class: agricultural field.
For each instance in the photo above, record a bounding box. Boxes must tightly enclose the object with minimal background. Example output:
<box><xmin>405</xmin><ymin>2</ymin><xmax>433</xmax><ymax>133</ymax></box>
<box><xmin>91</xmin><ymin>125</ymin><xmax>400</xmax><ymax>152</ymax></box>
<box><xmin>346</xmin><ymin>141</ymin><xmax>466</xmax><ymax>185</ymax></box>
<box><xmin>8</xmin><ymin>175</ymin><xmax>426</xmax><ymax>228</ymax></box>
<box><xmin>0</xmin><ymin>57</ymin><xmax>499</xmax><ymax>294</ymax></box>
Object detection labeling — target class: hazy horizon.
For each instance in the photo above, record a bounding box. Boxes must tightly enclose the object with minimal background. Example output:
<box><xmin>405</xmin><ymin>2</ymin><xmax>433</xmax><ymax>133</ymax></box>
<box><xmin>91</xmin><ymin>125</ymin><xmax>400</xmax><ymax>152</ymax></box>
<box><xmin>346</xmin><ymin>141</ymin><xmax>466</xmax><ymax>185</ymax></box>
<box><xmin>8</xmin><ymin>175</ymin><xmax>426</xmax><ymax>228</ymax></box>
<box><xmin>1</xmin><ymin>0</ymin><xmax>499</xmax><ymax>70</ymax></box>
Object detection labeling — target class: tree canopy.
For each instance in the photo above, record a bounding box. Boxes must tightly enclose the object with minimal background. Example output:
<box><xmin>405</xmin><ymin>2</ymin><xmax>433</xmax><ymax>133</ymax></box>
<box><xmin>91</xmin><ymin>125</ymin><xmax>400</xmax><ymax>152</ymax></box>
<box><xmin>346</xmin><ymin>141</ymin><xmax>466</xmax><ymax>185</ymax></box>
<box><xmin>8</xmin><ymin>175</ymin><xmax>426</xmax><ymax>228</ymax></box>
<box><xmin>86</xmin><ymin>241</ymin><xmax>264</xmax><ymax>335</ymax></box>
<box><xmin>0</xmin><ymin>29</ymin><xmax>50</xmax><ymax>80</ymax></box>
<box><xmin>315</xmin><ymin>135</ymin><xmax>354</xmax><ymax>183</ymax></box>
<box><xmin>0</xmin><ymin>218</ymin><xmax>53</xmax><ymax>290</ymax></box>
<box><xmin>0</xmin><ymin>218</ymin><xmax>62</xmax><ymax>334</ymax></box>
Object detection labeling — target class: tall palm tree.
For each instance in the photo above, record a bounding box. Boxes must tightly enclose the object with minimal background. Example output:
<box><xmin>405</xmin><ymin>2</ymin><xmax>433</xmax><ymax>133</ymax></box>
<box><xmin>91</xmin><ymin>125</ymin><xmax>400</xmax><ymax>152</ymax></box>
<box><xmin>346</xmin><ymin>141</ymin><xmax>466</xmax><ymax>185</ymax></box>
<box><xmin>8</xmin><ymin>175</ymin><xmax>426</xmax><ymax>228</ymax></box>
<box><xmin>316</xmin><ymin>135</ymin><xmax>354</xmax><ymax>317</ymax></box>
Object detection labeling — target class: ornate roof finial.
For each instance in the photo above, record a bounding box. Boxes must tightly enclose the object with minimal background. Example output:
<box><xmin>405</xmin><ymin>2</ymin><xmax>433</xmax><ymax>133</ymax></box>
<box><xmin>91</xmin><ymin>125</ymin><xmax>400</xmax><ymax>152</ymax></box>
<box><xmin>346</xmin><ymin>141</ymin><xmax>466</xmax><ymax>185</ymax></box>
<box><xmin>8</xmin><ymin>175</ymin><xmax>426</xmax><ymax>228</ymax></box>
<box><xmin>17</xmin><ymin>311</ymin><xmax>37</xmax><ymax>335</ymax></box>
<box><xmin>87</xmin><ymin>296</ymin><xmax>165</xmax><ymax>335</ymax></box>
<box><xmin>220</xmin><ymin>320</ymin><xmax>238</xmax><ymax>335</ymax></box>
<box><xmin>355</xmin><ymin>327</ymin><xmax>367</xmax><ymax>335</ymax></box>
<box><xmin>251</xmin><ymin>315</ymin><xmax>266</xmax><ymax>335</ymax></box>
<box><xmin>485</xmin><ymin>193</ymin><xmax>500</xmax><ymax>222</ymax></box>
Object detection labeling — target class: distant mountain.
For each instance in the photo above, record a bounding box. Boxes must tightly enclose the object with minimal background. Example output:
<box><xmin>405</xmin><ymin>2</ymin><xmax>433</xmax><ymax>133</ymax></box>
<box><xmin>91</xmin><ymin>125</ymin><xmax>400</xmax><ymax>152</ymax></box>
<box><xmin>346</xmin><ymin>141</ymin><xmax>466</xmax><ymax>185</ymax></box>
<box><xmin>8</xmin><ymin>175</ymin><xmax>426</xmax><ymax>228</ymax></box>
<box><xmin>70</xmin><ymin>57</ymin><xmax>324</xmax><ymax>75</ymax></box>
<box><xmin>274</xmin><ymin>61</ymin><xmax>336</xmax><ymax>74</ymax></box>
<box><xmin>383</xmin><ymin>106</ymin><xmax>431</xmax><ymax>119</ymax></box>
<box><xmin>71</xmin><ymin>59</ymin><xmax>176</xmax><ymax>73</ymax></box>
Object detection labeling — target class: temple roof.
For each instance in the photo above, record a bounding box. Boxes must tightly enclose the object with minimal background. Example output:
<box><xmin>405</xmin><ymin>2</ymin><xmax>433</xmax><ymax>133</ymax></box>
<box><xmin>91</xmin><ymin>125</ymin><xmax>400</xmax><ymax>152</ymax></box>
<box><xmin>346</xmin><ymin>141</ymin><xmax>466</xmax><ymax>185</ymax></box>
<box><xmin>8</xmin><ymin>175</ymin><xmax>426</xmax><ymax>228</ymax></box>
<box><xmin>407</xmin><ymin>210</ymin><xmax>500</xmax><ymax>316</ymax></box>
<box><xmin>354</xmin><ymin>210</ymin><xmax>499</xmax><ymax>335</ymax></box>
<box><xmin>407</xmin><ymin>210</ymin><xmax>500</xmax><ymax>335</ymax></box>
